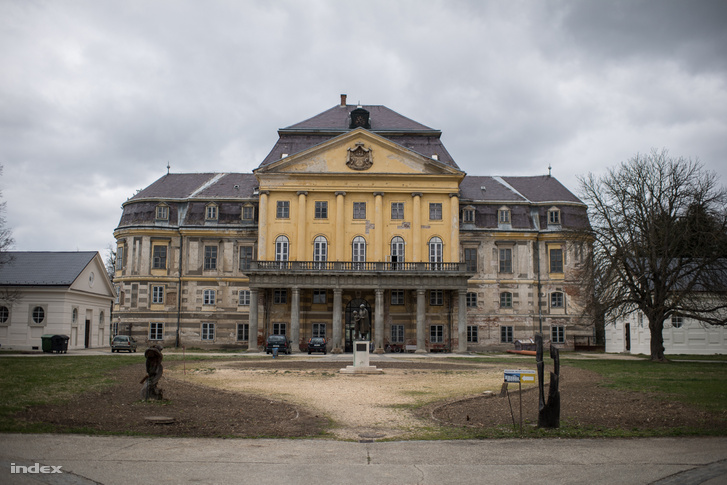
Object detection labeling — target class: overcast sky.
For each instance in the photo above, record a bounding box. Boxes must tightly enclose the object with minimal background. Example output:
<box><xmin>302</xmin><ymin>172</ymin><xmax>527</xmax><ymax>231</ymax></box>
<box><xmin>1</xmin><ymin>0</ymin><xmax>726</xmax><ymax>257</ymax></box>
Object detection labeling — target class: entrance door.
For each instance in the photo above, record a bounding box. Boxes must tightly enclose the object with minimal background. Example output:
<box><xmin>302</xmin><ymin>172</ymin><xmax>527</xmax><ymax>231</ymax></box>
<box><xmin>345</xmin><ymin>298</ymin><xmax>371</xmax><ymax>352</ymax></box>
<box><xmin>84</xmin><ymin>319</ymin><xmax>91</xmax><ymax>348</ymax></box>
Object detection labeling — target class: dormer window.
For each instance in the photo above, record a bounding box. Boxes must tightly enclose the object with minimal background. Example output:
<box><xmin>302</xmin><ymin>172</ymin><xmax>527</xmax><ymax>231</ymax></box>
<box><xmin>461</xmin><ymin>206</ymin><xmax>475</xmax><ymax>223</ymax></box>
<box><xmin>548</xmin><ymin>207</ymin><xmax>561</xmax><ymax>225</ymax></box>
<box><xmin>155</xmin><ymin>204</ymin><xmax>169</xmax><ymax>221</ymax></box>
<box><xmin>498</xmin><ymin>207</ymin><xmax>511</xmax><ymax>224</ymax></box>
<box><xmin>205</xmin><ymin>203</ymin><xmax>218</xmax><ymax>221</ymax></box>
<box><xmin>349</xmin><ymin>107</ymin><xmax>371</xmax><ymax>129</ymax></box>
<box><xmin>242</xmin><ymin>205</ymin><xmax>254</xmax><ymax>221</ymax></box>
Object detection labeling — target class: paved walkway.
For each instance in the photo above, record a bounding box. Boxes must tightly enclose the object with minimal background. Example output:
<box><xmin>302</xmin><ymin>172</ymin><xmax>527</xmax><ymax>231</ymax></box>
<box><xmin>1</xmin><ymin>434</ymin><xmax>726</xmax><ymax>485</ymax></box>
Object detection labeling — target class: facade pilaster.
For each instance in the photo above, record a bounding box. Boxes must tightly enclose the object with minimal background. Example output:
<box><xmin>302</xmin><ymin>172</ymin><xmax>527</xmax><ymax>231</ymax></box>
<box><xmin>291</xmin><ymin>287</ymin><xmax>301</xmax><ymax>352</ymax></box>
<box><xmin>247</xmin><ymin>288</ymin><xmax>259</xmax><ymax>352</ymax></box>
<box><xmin>297</xmin><ymin>191</ymin><xmax>307</xmax><ymax>261</ymax></box>
<box><xmin>416</xmin><ymin>288</ymin><xmax>426</xmax><ymax>353</ymax></box>
<box><xmin>335</xmin><ymin>192</ymin><xmax>346</xmax><ymax>261</ymax></box>
<box><xmin>449</xmin><ymin>193</ymin><xmax>460</xmax><ymax>262</ymax></box>
<box><xmin>374</xmin><ymin>288</ymin><xmax>384</xmax><ymax>353</ymax></box>
<box><xmin>412</xmin><ymin>193</ymin><xmax>422</xmax><ymax>262</ymax></box>
<box><xmin>258</xmin><ymin>191</ymin><xmax>269</xmax><ymax>260</ymax></box>
<box><xmin>374</xmin><ymin>192</ymin><xmax>384</xmax><ymax>260</ymax></box>
<box><xmin>457</xmin><ymin>288</ymin><xmax>467</xmax><ymax>353</ymax></box>
<box><xmin>332</xmin><ymin>288</ymin><xmax>343</xmax><ymax>353</ymax></box>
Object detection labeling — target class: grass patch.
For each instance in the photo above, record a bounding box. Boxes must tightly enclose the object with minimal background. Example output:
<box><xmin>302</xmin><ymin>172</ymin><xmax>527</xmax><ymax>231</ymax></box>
<box><xmin>563</xmin><ymin>358</ymin><xmax>727</xmax><ymax>414</ymax></box>
<box><xmin>0</xmin><ymin>355</ymin><xmax>142</xmax><ymax>432</ymax></box>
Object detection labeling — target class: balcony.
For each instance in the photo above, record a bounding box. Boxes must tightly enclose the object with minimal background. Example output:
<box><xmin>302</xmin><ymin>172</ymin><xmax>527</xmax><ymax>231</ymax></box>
<box><xmin>251</xmin><ymin>261</ymin><xmax>469</xmax><ymax>273</ymax></box>
<box><xmin>245</xmin><ymin>261</ymin><xmax>474</xmax><ymax>290</ymax></box>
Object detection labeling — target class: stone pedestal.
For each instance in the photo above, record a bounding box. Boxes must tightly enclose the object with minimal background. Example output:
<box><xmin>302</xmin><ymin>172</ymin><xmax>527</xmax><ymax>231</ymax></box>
<box><xmin>340</xmin><ymin>341</ymin><xmax>383</xmax><ymax>374</ymax></box>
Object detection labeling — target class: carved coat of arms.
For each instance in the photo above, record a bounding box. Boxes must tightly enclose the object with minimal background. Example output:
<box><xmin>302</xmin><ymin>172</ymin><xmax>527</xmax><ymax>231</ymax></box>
<box><xmin>346</xmin><ymin>142</ymin><xmax>373</xmax><ymax>171</ymax></box>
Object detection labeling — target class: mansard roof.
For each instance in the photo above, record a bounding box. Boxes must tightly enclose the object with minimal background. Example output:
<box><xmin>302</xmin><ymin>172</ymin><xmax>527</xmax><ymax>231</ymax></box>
<box><xmin>128</xmin><ymin>173</ymin><xmax>258</xmax><ymax>202</ymax></box>
<box><xmin>260</xmin><ymin>103</ymin><xmax>457</xmax><ymax>168</ymax></box>
<box><xmin>0</xmin><ymin>251</ymin><xmax>97</xmax><ymax>286</ymax></box>
<box><xmin>460</xmin><ymin>175</ymin><xmax>584</xmax><ymax>205</ymax></box>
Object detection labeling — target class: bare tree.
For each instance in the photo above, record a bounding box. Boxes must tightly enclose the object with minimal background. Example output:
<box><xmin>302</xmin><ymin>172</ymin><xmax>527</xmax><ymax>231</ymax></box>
<box><xmin>0</xmin><ymin>164</ymin><xmax>13</xmax><ymax>259</ymax></box>
<box><xmin>579</xmin><ymin>149</ymin><xmax>727</xmax><ymax>361</ymax></box>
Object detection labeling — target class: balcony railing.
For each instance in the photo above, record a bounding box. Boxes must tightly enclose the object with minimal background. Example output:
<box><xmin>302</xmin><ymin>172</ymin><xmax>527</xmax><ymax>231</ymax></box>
<box><xmin>251</xmin><ymin>261</ymin><xmax>469</xmax><ymax>273</ymax></box>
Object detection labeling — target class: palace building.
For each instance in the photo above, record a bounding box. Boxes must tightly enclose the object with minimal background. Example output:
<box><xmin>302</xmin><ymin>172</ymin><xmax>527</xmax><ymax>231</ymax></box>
<box><xmin>113</xmin><ymin>95</ymin><xmax>593</xmax><ymax>353</ymax></box>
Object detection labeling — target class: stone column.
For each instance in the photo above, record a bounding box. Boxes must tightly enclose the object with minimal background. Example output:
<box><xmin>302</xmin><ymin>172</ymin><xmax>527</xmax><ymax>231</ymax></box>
<box><xmin>332</xmin><ymin>288</ymin><xmax>343</xmax><ymax>353</ymax></box>
<box><xmin>247</xmin><ymin>288</ymin><xmax>260</xmax><ymax>352</ymax></box>
<box><xmin>450</xmin><ymin>193</ymin><xmax>460</xmax><ymax>262</ymax></box>
<box><xmin>374</xmin><ymin>192</ymin><xmax>384</xmax><ymax>260</ymax></box>
<box><xmin>297</xmin><ymin>191</ymin><xmax>307</xmax><ymax>261</ymax></box>
<box><xmin>458</xmin><ymin>289</ymin><xmax>467</xmax><ymax>353</ymax></box>
<box><xmin>291</xmin><ymin>287</ymin><xmax>300</xmax><ymax>352</ymax></box>
<box><xmin>416</xmin><ymin>288</ymin><xmax>426</xmax><ymax>353</ymax></box>
<box><xmin>335</xmin><ymin>192</ymin><xmax>345</xmax><ymax>261</ymax></box>
<box><xmin>412</xmin><ymin>193</ymin><xmax>422</xmax><ymax>262</ymax></box>
<box><xmin>374</xmin><ymin>288</ymin><xmax>384</xmax><ymax>353</ymax></box>
<box><xmin>258</xmin><ymin>191</ymin><xmax>269</xmax><ymax>260</ymax></box>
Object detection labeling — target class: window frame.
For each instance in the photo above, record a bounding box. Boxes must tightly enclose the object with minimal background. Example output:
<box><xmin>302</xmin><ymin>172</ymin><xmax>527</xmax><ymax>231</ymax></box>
<box><xmin>239</xmin><ymin>246</ymin><xmax>253</xmax><ymax>271</ymax></box>
<box><xmin>312</xmin><ymin>289</ymin><xmax>327</xmax><ymax>304</ymax></box>
<box><xmin>466</xmin><ymin>292</ymin><xmax>477</xmax><ymax>308</ymax></box>
<box><xmin>429</xmin><ymin>202</ymin><xmax>443</xmax><ymax>221</ymax></box>
<box><xmin>151</xmin><ymin>285</ymin><xmax>164</xmax><ymax>304</ymax></box>
<box><xmin>500</xmin><ymin>291</ymin><xmax>513</xmax><ymax>308</ymax></box>
<box><xmin>314</xmin><ymin>201</ymin><xmax>328</xmax><ymax>219</ymax></box>
<box><xmin>391</xmin><ymin>289</ymin><xmax>405</xmax><ymax>305</ymax></box>
<box><xmin>242</xmin><ymin>205</ymin><xmax>255</xmax><ymax>221</ymax></box>
<box><xmin>205</xmin><ymin>203</ymin><xmax>218</xmax><ymax>221</ymax></box>
<box><xmin>430</xmin><ymin>325</ymin><xmax>444</xmax><ymax>343</ymax></box>
<box><xmin>391</xmin><ymin>324</ymin><xmax>405</xmax><ymax>343</ymax></box>
<box><xmin>499</xmin><ymin>247</ymin><xmax>513</xmax><ymax>273</ymax></box>
<box><xmin>0</xmin><ymin>305</ymin><xmax>10</xmax><ymax>324</ymax></box>
<box><xmin>203</xmin><ymin>289</ymin><xmax>216</xmax><ymax>306</ymax></box>
<box><xmin>464</xmin><ymin>247</ymin><xmax>478</xmax><ymax>272</ymax></box>
<box><xmin>312</xmin><ymin>323</ymin><xmax>326</xmax><ymax>338</ymax></box>
<box><xmin>501</xmin><ymin>325</ymin><xmax>514</xmax><ymax>343</ymax></box>
<box><xmin>155</xmin><ymin>204</ymin><xmax>169</xmax><ymax>221</ymax></box>
<box><xmin>201</xmin><ymin>322</ymin><xmax>215</xmax><ymax>341</ymax></box>
<box><xmin>353</xmin><ymin>202</ymin><xmax>366</xmax><ymax>220</ymax></box>
<box><xmin>273</xmin><ymin>289</ymin><xmax>288</xmax><ymax>304</ymax></box>
<box><xmin>498</xmin><ymin>208</ymin><xmax>511</xmax><ymax>224</ymax></box>
<box><xmin>391</xmin><ymin>202</ymin><xmax>404</xmax><ymax>220</ymax></box>
<box><xmin>149</xmin><ymin>322</ymin><xmax>164</xmax><ymax>340</ymax></box>
<box><xmin>275</xmin><ymin>235</ymin><xmax>289</xmax><ymax>263</ymax></box>
<box><xmin>551</xmin><ymin>325</ymin><xmax>565</xmax><ymax>343</ymax></box>
<box><xmin>550</xmin><ymin>291</ymin><xmax>564</xmax><ymax>308</ymax></box>
<box><xmin>272</xmin><ymin>322</ymin><xmax>287</xmax><ymax>335</ymax></box>
<box><xmin>238</xmin><ymin>290</ymin><xmax>251</xmax><ymax>306</ymax></box>
<box><xmin>549</xmin><ymin>247</ymin><xmax>564</xmax><ymax>274</ymax></box>
<box><xmin>548</xmin><ymin>208</ymin><xmax>561</xmax><ymax>225</ymax></box>
<box><xmin>467</xmin><ymin>325</ymin><xmax>478</xmax><ymax>343</ymax></box>
<box><xmin>152</xmin><ymin>245</ymin><xmax>167</xmax><ymax>270</ymax></box>
<box><xmin>276</xmin><ymin>200</ymin><xmax>290</xmax><ymax>219</ymax></box>
<box><xmin>237</xmin><ymin>323</ymin><xmax>249</xmax><ymax>341</ymax></box>
<box><xmin>429</xmin><ymin>289</ymin><xmax>444</xmax><ymax>306</ymax></box>
<box><xmin>204</xmin><ymin>245</ymin><xmax>218</xmax><ymax>270</ymax></box>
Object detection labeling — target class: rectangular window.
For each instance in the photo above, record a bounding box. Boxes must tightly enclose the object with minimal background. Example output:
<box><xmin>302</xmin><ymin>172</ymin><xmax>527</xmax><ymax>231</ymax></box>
<box><xmin>462</xmin><ymin>208</ymin><xmax>475</xmax><ymax>223</ymax></box>
<box><xmin>315</xmin><ymin>201</ymin><xmax>328</xmax><ymax>219</ymax></box>
<box><xmin>551</xmin><ymin>292</ymin><xmax>564</xmax><ymax>308</ymax></box>
<box><xmin>391</xmin><ymin>290</ymin><xmax>405</xmax><ymax>305</ymax></box>
<box><xmin>429</xmin><ymin>289</ymin><xmax>444</xmax><ymax>306</ymax></box>
<box><xmin>152</xmin><ymin>245</ymin><xmax>167</xmax><ymax>269</ymax></box>
<box><xmin>549</xmin><ymin>209</ymin><xmax>560</xmax><ymax>225</ymax></box>
<box><xmin>242</xmin><ymin>205</ymin><xmax>254</xmax><ymax>220</ymax></box>
<box><xmin>466</xmin><ymin>292</ymin><xmax>477</xmax><ymax>308</ymax></box>
<box><xmin>115</xmin><ymin>285</ymin><xmax>121</xmax><ymax>304</ymax></box>
<box><xmin>204</xmin><ymin>246</ymin><xmax>217</xmax><ymax>270</ymax></box>
<box><xmin>274</xmin><ymin>289</ymin><xmax>287</xmax><ymax>304</ymax></box>
<box><xmin>501</xmin><ymin>326</ymin><xmax>513</xmax><ymax>343</ymax></box>
<box><xmin>313</xmin><ymin>289</ymin><xmax>327</xmax><ymax>304</ymax></box>
<box><xmin>499</xmin><ymin>209</ymin><xmax>511</xmax><ymax>224</ymax></box>
<box><xmin>391</xmin><ymin>324</ymin><xmax>404</xmax><ymax>344</ymax></box>
<box><xmin>464</xmin><ymin>248</ymin><xmax>477</xmax><ymax>272</ymax></box>
<box><xmin>550</xmin><ymin>248</ymin><xmax>564</xmax><ymax>273</ymax></box>
<box><xmin>312</xmin><ymin>323</ymin><xmax>326</xmax><ymax>338</ymax></box>
<box><xmin>273</xmin><ymin>322</ymin><xmax>287</xmax><ymax>335</ymax></box>
<box><xmin>237</xmin><ymin>323</ymin><xmax>249</xmax><ymax>341</ymax></box>
<box><xmin>151</xmin><ymin>285</ymin><xmax>164</xmax><ymax>304</ymax></box>
<box><xmin>391</xmin><ymin>202</ymin><xmax>404</xmax><ymax>220</ymax></box>
<box><xmin>238</xmin><ymin>290</ymin><xmax>251</xmax><ymax>306</ymax></box>
<box><xmin>116</xmin><ymin>247</ymin><xmax>124</xmax><ymax>271</ymax></box>
<box><xmin>202</xmin><ymin>323</ymin><xmax>215</xmax><ymax>340</ymax></box>
<box><xmin>429</xmin><ymin>203</ymin><xmax>443</xmax><ymax>220</ymax></box>
<box><xmin>156</xmin><ymin>205</ymin><xmax>169</xmax><ymax>220</ymax></box>
<box><xmin>206</xmin><ymin>205</ymin><xmax>218</xmax><ymax>220</ymax></box>
<box><xmin>499</xmin><ymin>248</ymin><xmax>512</xmax><ymax>273</ymax></box>
<box><xmin>239</xmin><ymin>246</ymin><xmax>253</xmax><ymax>271</ymax></box>
<box><xmin>276</xmin><ymin>200</ymin><xmax>290</xmax><ymax>219</ymax></box>
<box><xmin>353</xmin><ymin>202</ymin><xmax>366</xmax><ymax>220</ymax></box>
<box><xmin>149</xmin><ymin>322</ymin><xmax>164</xmax><ymax>340</ymax></box>
<box><xmin>551</xmin><ymin>325</ymin><xmax>565</xmax><ymax>343</ymax></box>
<box><xmin>467</xmin><ymin>325</ymin><xmax>478</xmax><ymax>343</ymax></box>
<box><xmin>430</xmin><ymin>325</ymin><xmax>444</xmax><ymax>343</ymax></box>
<box><xmin>203</xmin><ymin>289</ymin><xmax>215</xmax><ymax>305</ymax></box>
<box><xmin>500</xmin><ymin>292</ymin><xmax>513</xmax><ymax>308</ymax></box>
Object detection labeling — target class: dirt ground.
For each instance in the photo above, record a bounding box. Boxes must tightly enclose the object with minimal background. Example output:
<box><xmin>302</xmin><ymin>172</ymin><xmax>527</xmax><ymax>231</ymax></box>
<box><xmin>16</xmin><ymin>357</ymin><xmax>727</xmax><ymax>440</ymax></box>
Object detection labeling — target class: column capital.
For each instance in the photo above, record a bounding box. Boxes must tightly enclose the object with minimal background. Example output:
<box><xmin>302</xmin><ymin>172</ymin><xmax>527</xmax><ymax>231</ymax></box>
<box><xmin>297</xmin><ymin>191</ymin><xmax>308</xmax><ymax>196</ymax></box>
<box><xmin>373</xmin><ymin>192</ymin><xmax>385</xmax><ymax>197</ymax></box>
<box><xmin>449</xmin><ymin>192</ymin><xmax>460</xmax><ymax>198</ymax></box>
<box><xmin>335</xmin><ymin>191</ymin><xmax>346</xmax><ymax>196</ymax></box>
<box><xmin>411</xmin><ymin>192</ymin><xmax>423</xmax><ymax>198</ymax></box>
<box><xmin>259</xmin><ymin>190</ymin><xmax>270</xmax><ymax>196</ymax></box>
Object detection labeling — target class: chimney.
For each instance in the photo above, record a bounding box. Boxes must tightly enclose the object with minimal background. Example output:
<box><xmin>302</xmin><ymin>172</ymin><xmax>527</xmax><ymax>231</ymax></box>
<box><xmin>340</xmin><ymin>94</ymin><xmax>347</xmax><ymax>107</ymax></box>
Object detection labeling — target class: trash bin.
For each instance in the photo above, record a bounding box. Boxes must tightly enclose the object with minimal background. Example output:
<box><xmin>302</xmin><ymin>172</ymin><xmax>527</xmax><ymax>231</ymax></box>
<box><xmin>41</xmin><ymin>334</ymin><xmax>55</xmax><ymax>353</ymax></box>
<box><xmin>51</xmin><ymin>335</ymin><xmax>69</xmax><ymax>353</ymax></box>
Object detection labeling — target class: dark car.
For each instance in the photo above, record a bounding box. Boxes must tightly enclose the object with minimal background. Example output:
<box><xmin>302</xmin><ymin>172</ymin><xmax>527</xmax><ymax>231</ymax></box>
<box><xmin>307</xmin><ymin>337</ymin><xmax>327</xmax><ymax>354</ymax></box>
<box><xmin>266</xmin><ymin>335</ymin><xmax>291</xmax><ymax>354</ymax></box>
<box><xmin>111</xmin><ymin>335</ymin><xmax>137</xmax><ymax>353</ymax></box>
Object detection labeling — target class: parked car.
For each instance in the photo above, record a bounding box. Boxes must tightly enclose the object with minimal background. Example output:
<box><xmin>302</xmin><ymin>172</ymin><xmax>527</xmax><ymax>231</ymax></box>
<box><xmin>307</xmin><ymin>337</ymin><xmax>327</xmax><ymax>354</ymax></box>
<box><xmin>111</xmin><ymin>335</ymin><xmax>137</xmax><ymax>353</ymax></box>
<box><xmin>266</xmin><ymin>335</ymin><xmax>291</xmax><ymax>354</ymax></box>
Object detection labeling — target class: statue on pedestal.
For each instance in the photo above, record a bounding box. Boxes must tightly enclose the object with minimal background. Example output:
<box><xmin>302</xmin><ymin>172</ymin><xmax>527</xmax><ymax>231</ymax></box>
<box><xmin>352</xmin><ymin>304</ymin><xmax>370</xmax><ymax>340</ymax></box>
<box><xmin>140</xmin><ymin>345</ymin><xmax>164</xmax><ymax>401</ymax></box>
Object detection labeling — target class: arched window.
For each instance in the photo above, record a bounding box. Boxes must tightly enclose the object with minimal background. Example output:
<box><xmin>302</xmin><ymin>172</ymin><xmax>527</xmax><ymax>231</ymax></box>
<box><xmin>390</xmin><ymin>236</ymin><xmax>405</xmax><ymax>269</ymax></box>
<box><xmin>275</xmin><ymin>235</ymin><xmax>289</xmax><ymax>268</ymax></box>
<box><xmin>313</xmin><ymin>235</ymin><xmax>328</xmax><ymax>268</ymax></box>
<box><xmin>352</xmin><ymin>236</ymin><xmax>366</xmax><ymax>268</ymax></box>
<box><xmin>429</xmin><ymin>236</ymin><xmax>443</xmax><ymax>270</ymax></box>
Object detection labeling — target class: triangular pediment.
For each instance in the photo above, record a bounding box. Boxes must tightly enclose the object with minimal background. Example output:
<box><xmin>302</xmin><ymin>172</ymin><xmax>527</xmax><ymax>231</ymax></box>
<box><xmin>255</xmin><ymin>128</ymin><xmax>463</xmax><ymax>177</ymax></box>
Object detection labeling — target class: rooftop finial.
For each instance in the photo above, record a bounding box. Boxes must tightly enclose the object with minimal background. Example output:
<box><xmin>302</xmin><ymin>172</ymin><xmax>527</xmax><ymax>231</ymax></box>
<box><xmin>167</xmin><ymin>162</ymin><xmax>171</xmax><ymax>174</ymax></box>
<box><xmin>548</xmin><ymin>164</ymin><xmax>552</xmax><ymax>177</ymax></box>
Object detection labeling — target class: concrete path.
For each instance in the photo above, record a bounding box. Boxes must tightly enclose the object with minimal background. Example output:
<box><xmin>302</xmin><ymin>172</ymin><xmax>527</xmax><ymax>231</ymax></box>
<box><xmin>1</xmin><ymin>434</ymin><xmax>726</xmax><ymax>485</ymax></box>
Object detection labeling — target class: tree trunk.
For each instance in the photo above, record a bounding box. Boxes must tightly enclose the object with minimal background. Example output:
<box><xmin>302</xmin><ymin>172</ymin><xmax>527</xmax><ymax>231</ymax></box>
<box><xmin>648</xmin><ymin>318</ymin><xmax>667</xmax><ymax>362</ymax></box>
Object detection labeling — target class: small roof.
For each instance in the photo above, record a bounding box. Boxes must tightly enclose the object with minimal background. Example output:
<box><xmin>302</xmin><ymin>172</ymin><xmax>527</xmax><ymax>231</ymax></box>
<box><xmin>128</xmin><ymin>173</ymin><xmax>258</xmax><ymax>202</ymax></box>
<box><xmin>0</xmin><ymin>251</ymin><xmax>98</xmax><ymax>286</ymax></box>
<box><xmin>284</xmin><ymin>104</ymin><xmax>436</xmax><ymax>132</ymax></box>
<box><xmin>460</xmin><ymin>175</ymin><xmax>584</xmax><ymax>204</ymax></box>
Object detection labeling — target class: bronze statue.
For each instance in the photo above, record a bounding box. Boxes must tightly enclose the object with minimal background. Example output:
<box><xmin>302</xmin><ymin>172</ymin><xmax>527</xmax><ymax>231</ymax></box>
<box><xmin>536</xmin><ymin>334</ymin><xmax>560</xmax><ymax>428</ymax></box>
<box><xmin>140</xmin><ymin>345</ymin><xmax>164</xmax><ymax>400</ymax></box>
<box><xmin>353</xmin><ymin>304</ymin><xmax>370</xmax><ymax>340</ymax></box>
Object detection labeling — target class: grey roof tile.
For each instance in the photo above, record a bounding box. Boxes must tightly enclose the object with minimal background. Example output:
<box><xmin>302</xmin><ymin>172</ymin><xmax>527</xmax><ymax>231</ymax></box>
<box><xmin>0</xmin><ymin>252</ymin><xmax>97</xmax><ymax>286</ymax></box>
